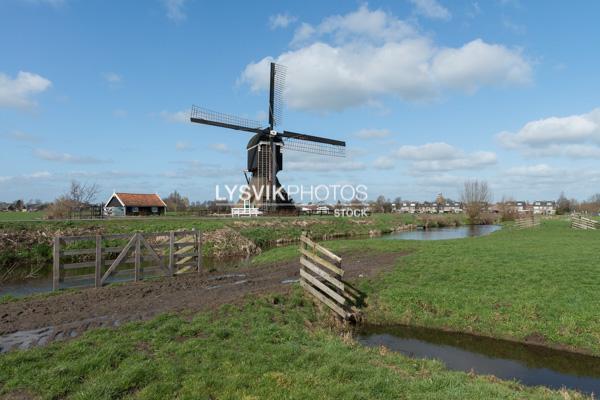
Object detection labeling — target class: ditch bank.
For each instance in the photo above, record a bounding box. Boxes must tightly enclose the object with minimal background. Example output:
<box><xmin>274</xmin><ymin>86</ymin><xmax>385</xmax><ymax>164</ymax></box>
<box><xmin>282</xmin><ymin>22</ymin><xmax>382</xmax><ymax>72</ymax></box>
<box><xmin>0</xmin><ymin>250</ymin><xmax>406</xmax><ymax>352</ymax></box>
<box><xmin>356</xmin><ymin>324</ymin><xmax>600</xmax><ymax>395</ymax></box>
<box><xmin>0</xmin><ymin>215</ymin><xmax>418</xmax><ymax>282</ymax></box>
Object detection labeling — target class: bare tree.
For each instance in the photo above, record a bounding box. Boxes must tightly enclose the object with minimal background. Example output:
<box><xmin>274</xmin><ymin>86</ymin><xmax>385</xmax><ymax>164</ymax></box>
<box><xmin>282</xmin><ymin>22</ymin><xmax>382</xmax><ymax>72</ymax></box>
<box><xmin>46</xmin><ymin>180</ymin><xmax>99</xmax><ymax>219</ymax></box>
<box><xmin>164</xmin><ymin>190</ymin><xmax>190</xmax><ymax>212</ymax></box>
<box><xmin>68</xmin><ymin>180</ymin><xmax>100</xmax><ymax>206</ymax></box>
<box><xmin>460</xmin><ymin>180</ymin><xmax>491</xmax><ymax>223</ymax></box>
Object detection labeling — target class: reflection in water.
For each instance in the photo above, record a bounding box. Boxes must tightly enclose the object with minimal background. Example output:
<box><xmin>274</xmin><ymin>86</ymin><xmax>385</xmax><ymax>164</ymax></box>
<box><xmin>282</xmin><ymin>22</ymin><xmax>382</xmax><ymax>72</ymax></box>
<box><xmin>358</xmin><ymin>325</ymin><xmax>600</xmax><ymax>395</ymax></box>
<box><xmin>383</xmin><ymin>225</ymin><xmax>501</xmax><ymax>241</ymax></box>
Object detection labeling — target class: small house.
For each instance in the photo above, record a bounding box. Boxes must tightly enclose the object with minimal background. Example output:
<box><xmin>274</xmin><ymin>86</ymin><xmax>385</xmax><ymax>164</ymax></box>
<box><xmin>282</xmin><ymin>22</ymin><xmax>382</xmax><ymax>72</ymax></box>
<box><xmin>104</xmin><ymin>192</ymin><xmax>167</xmax><ymax>216</ymax></box>
<box><xmin>532</xmin><ymin>201</ymin><xmax>556</xmax><ymax>215</ymax></box>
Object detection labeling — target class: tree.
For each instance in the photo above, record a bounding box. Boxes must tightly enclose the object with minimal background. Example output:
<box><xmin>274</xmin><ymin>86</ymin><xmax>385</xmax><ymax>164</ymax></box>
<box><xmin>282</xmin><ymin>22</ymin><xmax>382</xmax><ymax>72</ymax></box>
<box><xmin>46</xmin><ymin>180</ymin><xmax>99</xmax><ymax>219</ymax></box>
<box><xmin>68</xmin><ymin>180</ymin><xmax>99</xmax><ymax>206</ymax></box>
<box><xmin>460</xmin><ymin>180</ymin><xmax>491</xmax><ymax>223</ymax></box>
<box><xmin>372</xmin><ymin>195</ymin><xmax>392</xmax><ymax>213</ymax></box>
<box><xmin>164</xmin><ymin>190</ymin><xmax>190</xmax><ymax>212</ymax></box>
<box><xmin>556</xmin><ymin>192</ymin><xmax>571</xmax><ymax>215</ymax></box>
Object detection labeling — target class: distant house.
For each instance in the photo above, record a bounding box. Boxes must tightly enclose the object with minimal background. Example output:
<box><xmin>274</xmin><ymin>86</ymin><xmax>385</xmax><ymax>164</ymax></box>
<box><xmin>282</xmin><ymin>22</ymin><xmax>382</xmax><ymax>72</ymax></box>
<box><xmin>399</xmin><ymin>201</ymin><xmax>417</xmax><ymax>214</ymax></box>
<box><xmin>532</xmin><ymin>201</ymin><xmax>556</xmax><ymax>215</ymax></box>
<box><xmin>440</xmin><ymin>202</ymin><xmax>462</xmax><ymax>214</ymax></box>
<box><xmin>104</xmin><ymin>192</ymin><xmax>167</xmax><ymax>216</ymax></box>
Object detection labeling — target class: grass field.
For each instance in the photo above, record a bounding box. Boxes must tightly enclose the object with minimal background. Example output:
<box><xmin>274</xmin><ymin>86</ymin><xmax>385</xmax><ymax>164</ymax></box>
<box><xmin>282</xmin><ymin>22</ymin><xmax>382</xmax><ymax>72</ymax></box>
<box><xmin>0</xmin><ymin>291</ymin><xmax>582</xmax><ymax>399</ymax></box>
<box><xmin>253</xmin><ymin>219</ymin><xmax>600</xmax><ymax>355</ymax></box>
<box><xmin>1</xmin><ymin>219</ymin><xmax>598</xmax><ymax>398</ymax></box>
<box><xmin>0</xmin><ymin>211</ymin><xmax>46</xmax><ymax>221</ymax></box>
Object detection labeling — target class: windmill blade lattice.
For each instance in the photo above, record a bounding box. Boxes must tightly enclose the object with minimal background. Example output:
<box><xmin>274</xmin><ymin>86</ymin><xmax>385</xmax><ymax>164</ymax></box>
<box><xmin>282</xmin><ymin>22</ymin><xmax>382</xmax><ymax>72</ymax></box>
<box><xmin>282</xmin><ymin>136</ymin><xmax>346</xmax><ymax>157</ymax></box>
<box><xmin>269</xmin><ymin>63</ymin><xmax>286</xmax><ymax>128</ymax></box>
<box><xmin>191</xmin><ymin>105</ymin><xmax>265</xmax><ymax>133</ymax></box>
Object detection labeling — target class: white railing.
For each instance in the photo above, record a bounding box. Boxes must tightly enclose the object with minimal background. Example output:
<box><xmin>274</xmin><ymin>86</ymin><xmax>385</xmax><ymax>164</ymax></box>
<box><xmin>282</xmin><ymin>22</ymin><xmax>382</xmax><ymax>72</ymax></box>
<box><xmin>231</xmin><ymin>207</ymin><xmax>260</xmax><ymax>217</ymax></box>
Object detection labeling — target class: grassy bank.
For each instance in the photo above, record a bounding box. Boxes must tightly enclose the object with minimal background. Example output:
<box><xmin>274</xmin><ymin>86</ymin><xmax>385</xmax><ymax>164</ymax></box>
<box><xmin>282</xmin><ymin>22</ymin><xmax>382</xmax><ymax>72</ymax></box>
<box><xmin>0</xmin><ymin>291</ymin><xmax>581</xmax><ymax>399</ymax></box>
<box><xmin>1</xmin><ymin>214</ymin><xmax>421</xmax><ymax>281</ymax></box>
<box><xmin>254</xmin><ymin>220</ymin><xmax>600</xmax><ymax>355</ymax></box>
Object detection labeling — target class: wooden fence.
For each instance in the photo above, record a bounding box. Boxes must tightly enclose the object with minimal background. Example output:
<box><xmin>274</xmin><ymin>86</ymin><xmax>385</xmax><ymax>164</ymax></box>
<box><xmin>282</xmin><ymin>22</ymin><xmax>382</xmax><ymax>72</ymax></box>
<box><xmin>299</xmin><ymin>233</ymin><xmax>362</xmax><ymax>320</ymax></box>
<box><xmin>53</xmin><ymin>230</ymin><xmax>202</xmax><ymax>291</ymax></box>
<box><xmin>514</xmin><ymin>214</ymin><xmax>540</xmax><ymax>229</ymax></box>
<box><xmin>571</xmin><ymin>214</ymin><xmax>598</xmax><ymax>230</ymax></box>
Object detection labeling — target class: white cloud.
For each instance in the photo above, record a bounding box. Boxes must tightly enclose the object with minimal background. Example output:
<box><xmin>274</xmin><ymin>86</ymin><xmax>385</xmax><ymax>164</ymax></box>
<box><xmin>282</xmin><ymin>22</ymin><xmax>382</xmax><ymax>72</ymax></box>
<box><xmin>384</xmin><ymin>142</ymin><xmax>497</xmax><ymax>172</ymax></box>
<box><xmin>284</xmin><ymin>151</ymin><xmax>366</xmax><ymax>172</ymax></box>
<box><xmin>113</xmin><ymin>109</ymin><xmax>128</xmax><ymax>118</ymax></box>
<box><xmin>210</xmin><ymin>143</ymin><xmax>229</xmax><ymax>153</ymax></box>
<box><xmin>409</xmin><ymin>0</ymin><xmax>451</xmax><ymax>20</ymax></box>
<box><xmin>175</xmin><ymin>141</ymin><xmax>193</xmax><ymax>151</ymax></box>
<box><xmin>103</xmin><ymin>72</ymin><xmax>122</xmax><ymax>84</ymax></box>
<box><xmin>160</xmin><ymin>110</ymin><xmax>189</xmax><ymax>123</ymax></box>
<box><xmin>4</xmin><ymin>131</ymin><xmax>40</xmax><ymax>143</ymax></box>
<box><xmin>165</xmin><ymin>160</ymin><xmax>240</xmax><ymax>178</ymax></box>
<box><xmin>241</xmin><ymin>5</ymin><xmax>531</xmax><ymax>112</ymax></box>
<box><xmin>34</xmin><ymin>148</ymin><xmax>106</xmax><ymax>164</ymax></box>
<box><xmin>20</xmin><ymin>0</ymin><xmax>65</xmax><ymax>6</ymax></box>
<box><xmin>505</xmin><ymin>164</ymin><xmax>558</xmax><ymax>177</ymax></box>
<box><xmin>269</xmin><ymin>13</ymin><xmax>297</xmax><ymax>29</ymax></box>
<box><xmin>163</xmin><ymin>0</ymin><xmax>187</xmax><ymax>22</ymax></box>
<box><xmin>26</xmin><ymin>171</ymin><xmax>52</xmax><ymax>179</ymax></box>
<box><xmin>0</xmin><ymin>71</ymin><xmax>52</xmax><ymax>109</ymax></box>
<box><xmin>497</xmin><ymin>108</ymin><xmax>600</xmax><ymax>158</ymax></box>
<box><xmin>373</xmin><ymin>156</ymin><xmax>395</xmax><ymax>169</ymax></box>
<box><xmin>354</xmin><ymin>128</ymin><xmax>391</xmax><ymax>139</ymax></box>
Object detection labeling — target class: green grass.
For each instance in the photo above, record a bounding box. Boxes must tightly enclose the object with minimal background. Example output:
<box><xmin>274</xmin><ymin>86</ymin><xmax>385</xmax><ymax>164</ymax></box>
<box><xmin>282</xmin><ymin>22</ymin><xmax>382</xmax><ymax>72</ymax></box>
<box><xmin>365</xmin><ymin>221</ymin><xmax>600</xmax><ymax>355</ymax></box>
<box><xmin>254</xmin><ymin>221</ymin><xmax>600</xmax><ymax>355</ymax></box>
<box><xmin>0</xmin><ymin>291</ymin><xmax>580</xmax><ymax>399</ymax></box>
<box><xmin>0</xmin><ymin>211</ymin><xmax>45</xmax><ymax>221</ymax></box>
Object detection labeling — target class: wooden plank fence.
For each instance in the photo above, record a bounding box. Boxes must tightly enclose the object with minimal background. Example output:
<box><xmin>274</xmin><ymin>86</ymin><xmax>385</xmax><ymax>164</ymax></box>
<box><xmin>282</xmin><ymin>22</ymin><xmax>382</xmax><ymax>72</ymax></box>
<box><xmin>514</xmin><ymin>214</ymin><xmax>540</xmax><ymax>229</ymax></box>
<box><xmin>53</xmin><ymin>230</ymin><xmax>202</xmax><ymax>291</ymax></box>
<box><xmin>571</xmin><ymin>214</ymin><xmax>598</xmax><ymax>230</ymax></box>
<box><xmin>299</xmin><ymin>232</ymin><xmax>363</xmax><ymax>320</ymax></box>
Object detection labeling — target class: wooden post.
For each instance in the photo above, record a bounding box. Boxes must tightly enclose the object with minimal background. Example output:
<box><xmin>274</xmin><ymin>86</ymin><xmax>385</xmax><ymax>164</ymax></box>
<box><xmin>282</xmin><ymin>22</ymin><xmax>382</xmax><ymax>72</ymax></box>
<box><xmin>52</xmin><ymin>236</ymin><xmax>61</xmax><ymax>291</ymax></box>
<box><xmin>134</xmin><ymin>233</ymin><xmax>141</xmax><ymax>282</ymax></box>
<box><xmin>95</xmin><ymin>234</ymin><xmax>102</xmax><ymax>288</ymax></box>
<box><xmin>168</xmin><ymin>231</ymin><xmax>175</xmax><ymax>276</ymax></box>
<box><xmin>196</xmin><ymin>230</ymin><xmax>203</xmax><ymax>273</ymax></box>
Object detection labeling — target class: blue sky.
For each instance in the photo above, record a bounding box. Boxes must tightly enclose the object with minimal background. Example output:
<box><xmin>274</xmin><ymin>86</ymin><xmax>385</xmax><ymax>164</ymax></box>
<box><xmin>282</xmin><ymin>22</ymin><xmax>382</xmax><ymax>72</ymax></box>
<box><xmin>2</xmin><ymin>0</ymin><xmax>600</xmax><ymax>203</ymax></box>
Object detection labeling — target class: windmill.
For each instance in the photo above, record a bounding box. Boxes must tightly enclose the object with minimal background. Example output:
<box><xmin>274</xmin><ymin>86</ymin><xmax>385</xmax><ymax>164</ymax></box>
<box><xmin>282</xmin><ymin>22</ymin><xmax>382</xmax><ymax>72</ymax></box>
<box><xmin>190</xmin><ymin>63</ymin><xmax>346</xmax><ymax>211</ymax></box>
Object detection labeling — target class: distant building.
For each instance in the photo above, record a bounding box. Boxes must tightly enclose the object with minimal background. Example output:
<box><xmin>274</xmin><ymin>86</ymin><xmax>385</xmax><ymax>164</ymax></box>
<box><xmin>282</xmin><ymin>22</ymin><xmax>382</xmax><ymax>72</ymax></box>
<box><xmin>104</xmin><ymin>192</ymin><xmax>167</xmax><ymax>216</ymax></box>
<box><xmin>439</xmin><ymin>202</ymin><xmax>462</xmax><ymax>214</ymax></box>
<box><xmin>532</xmin><ymin>201</ymin><xmax>556</xmax><ymax>215</ymax></box>
<box><xmin>399</xmin><ymin>201</ymin><xmax>417</xmax><ymax>213</ymax></box>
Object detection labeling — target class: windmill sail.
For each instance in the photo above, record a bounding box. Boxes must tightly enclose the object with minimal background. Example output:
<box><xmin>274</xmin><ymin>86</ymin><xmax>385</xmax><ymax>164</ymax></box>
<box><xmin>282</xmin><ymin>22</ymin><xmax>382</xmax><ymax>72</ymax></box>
<box><xmin>191</xmin><ymin>106</ymin><xmax>265</xmax><ymax>134</ymax></box>
<box><xmin>269</xmin><ymin>63</ymin><xmax>286</xmax><ymax>128</ymax></box>
<box><xmin>281</xmin><ymin>131</ymin><xmax>346</xmax><ymax>157</ymax></box>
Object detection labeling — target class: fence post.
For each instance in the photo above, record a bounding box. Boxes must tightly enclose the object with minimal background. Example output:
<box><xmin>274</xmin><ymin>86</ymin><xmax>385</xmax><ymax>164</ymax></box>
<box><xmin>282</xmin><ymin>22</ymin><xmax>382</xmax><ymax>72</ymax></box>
<box><xmin>53</xmin><ymin>236</ymin><xmax>61</xmax><ymax>291</ymax></box>
<box><xmin>168</xmin><ymin>231</ymin><xmax>175</xmax><ymax>276</ymax></box>
<box><xmin>95</xmin><ymin>234</ymin><xmax>102</xmax><ymax>288</ymax></box>
<box><xmin>196</xmin><ymin>230</ymin><xmax>203</xmax><ymax>273</ymax></box>
<box><xmin>134</xmin><ymin>233</ymin><xmax>141</xmax><ymax>281</ymax></box>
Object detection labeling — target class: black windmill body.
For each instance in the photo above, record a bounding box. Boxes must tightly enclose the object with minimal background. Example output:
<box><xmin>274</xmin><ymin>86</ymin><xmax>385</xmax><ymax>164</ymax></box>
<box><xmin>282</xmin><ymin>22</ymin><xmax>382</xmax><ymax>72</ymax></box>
<box><xmin>190</xmin><ymin>63</ymin><xmax>346</xmax><ymax>211</ymax></box>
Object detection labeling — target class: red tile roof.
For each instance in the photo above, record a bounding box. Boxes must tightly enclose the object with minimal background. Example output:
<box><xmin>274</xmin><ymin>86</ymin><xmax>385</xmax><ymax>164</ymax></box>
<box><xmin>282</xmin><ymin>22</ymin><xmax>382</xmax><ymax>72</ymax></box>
<box><xmin>114</xmin><ymin>193</ymin><xmax>167</xmax><ymax>207</ymax></box>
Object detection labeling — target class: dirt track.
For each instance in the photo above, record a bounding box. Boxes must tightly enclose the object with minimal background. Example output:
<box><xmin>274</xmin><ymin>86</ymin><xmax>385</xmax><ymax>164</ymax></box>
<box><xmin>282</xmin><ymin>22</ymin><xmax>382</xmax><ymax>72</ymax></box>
<box><xmin>0</xmin><ymin>251</ymin><xmax>405</xmax><ymax>352</ymax></box>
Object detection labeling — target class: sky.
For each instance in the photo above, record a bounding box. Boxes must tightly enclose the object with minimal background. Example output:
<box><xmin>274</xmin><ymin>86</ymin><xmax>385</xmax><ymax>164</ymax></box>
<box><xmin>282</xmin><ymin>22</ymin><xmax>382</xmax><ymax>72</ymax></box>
<box><xmin>2</xmin><ymin>0</ymin><xmax>600</xmax><ymax>203</ymax></box>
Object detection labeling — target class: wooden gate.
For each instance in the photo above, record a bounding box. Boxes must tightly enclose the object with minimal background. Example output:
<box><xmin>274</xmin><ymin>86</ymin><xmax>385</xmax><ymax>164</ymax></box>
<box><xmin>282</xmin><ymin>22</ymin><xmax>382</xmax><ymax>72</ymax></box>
<box><xmin>53</xmin><ymin>230</ymin><xmax>202</xmax><ymax>291</ymax></box>
<box><xmin>299</xmin><ymin>232</ymin><xmax>362</xmax><ymax>320</ymax></box>
<box><xmin>514</xmin><ymin>214</ymin><xmax>540</xmax><ymax>229</ymax></box>
<box><xmin>571</xmin><ymin>214</ymin><xmax>598</xmax><ymax>230</ymax></box>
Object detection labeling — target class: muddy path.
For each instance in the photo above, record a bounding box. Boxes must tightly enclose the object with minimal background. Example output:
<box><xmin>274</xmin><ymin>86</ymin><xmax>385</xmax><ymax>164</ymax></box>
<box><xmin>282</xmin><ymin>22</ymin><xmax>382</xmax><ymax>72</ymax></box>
<box><xmin>0</xmin><ymin>251</ymin><xmax>405</xmax><ymax>352</ymax></box>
